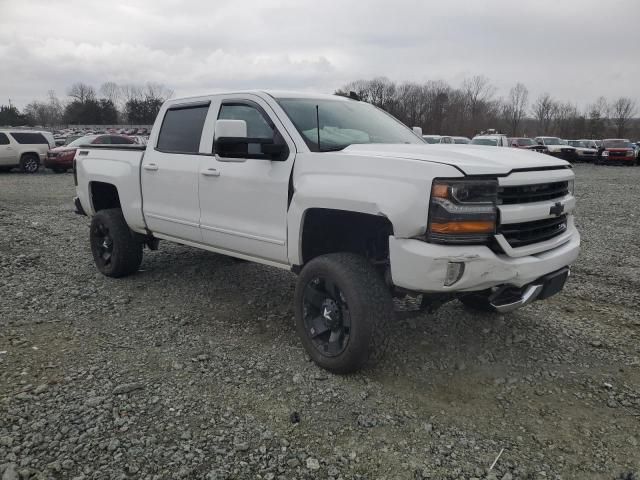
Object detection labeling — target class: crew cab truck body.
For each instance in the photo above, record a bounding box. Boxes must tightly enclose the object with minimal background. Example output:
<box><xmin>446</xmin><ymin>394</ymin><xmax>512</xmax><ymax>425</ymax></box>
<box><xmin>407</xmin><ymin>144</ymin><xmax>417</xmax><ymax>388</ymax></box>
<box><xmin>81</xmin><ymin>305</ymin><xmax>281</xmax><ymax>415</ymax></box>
<box><xmin>74</xmin><ymin>91</ymin><xmax>580</xmax><ymax>373</ymax></box>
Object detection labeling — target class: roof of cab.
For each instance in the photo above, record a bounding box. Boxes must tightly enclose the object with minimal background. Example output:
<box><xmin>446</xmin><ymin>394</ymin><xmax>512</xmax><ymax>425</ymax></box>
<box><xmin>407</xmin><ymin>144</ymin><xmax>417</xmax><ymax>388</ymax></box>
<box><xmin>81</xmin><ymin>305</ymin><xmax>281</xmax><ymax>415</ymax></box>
<box><xmin>164</xmin><ymin>90</ymin><xmax>352</xmax><ymax>107</ymax></box>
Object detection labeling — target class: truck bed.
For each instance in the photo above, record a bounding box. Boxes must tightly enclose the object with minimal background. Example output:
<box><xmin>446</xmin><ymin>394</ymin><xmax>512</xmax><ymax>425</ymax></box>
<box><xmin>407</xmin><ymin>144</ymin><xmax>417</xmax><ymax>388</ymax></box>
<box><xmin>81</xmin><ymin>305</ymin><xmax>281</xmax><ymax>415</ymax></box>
<box><xmin>74</xmin><ymin>145</ymin><xmax>147</xmax><ymax>233</ymax></box>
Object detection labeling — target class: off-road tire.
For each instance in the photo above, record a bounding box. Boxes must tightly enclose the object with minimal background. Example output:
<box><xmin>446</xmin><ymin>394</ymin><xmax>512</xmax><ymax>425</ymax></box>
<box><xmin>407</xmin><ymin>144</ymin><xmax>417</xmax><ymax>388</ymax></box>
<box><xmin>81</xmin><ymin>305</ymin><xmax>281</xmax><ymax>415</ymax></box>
<box><xmin>294</xmin><ymin>253</ymin><xmax>393</xmax><ymax>374</ymax></box>
<box><xmin>20</xmin><ymin>154</ymin><xmax>40</xmax><ymax>173</ymax></box>
<box><xmin>90</xmin><ymin>208</ymin><xmax>143</xmax><ymax>278</ymax></box>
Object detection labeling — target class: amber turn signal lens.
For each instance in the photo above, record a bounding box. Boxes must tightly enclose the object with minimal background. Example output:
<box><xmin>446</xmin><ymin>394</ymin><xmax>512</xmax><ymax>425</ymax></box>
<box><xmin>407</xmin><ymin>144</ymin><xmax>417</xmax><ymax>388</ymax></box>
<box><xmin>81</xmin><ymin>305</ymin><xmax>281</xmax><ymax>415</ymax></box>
<box><xmin>431</xmin><ymin>183</ymin><xmax>449</xmax><ymax>199</ymax></box>
<box><xmin>430</xmin><ymin>221</ymin><xmax>495</xmax><ymax>234</ymax></box>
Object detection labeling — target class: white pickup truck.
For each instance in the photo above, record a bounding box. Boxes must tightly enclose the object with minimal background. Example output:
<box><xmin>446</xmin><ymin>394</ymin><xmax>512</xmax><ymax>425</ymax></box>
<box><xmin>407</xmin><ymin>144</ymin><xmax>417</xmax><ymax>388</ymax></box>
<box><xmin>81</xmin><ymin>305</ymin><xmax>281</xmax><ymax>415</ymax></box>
<box><xmin>73</xmin><ymin>91</ymin><xmax>580</xmax><ymax>373</ymax></box>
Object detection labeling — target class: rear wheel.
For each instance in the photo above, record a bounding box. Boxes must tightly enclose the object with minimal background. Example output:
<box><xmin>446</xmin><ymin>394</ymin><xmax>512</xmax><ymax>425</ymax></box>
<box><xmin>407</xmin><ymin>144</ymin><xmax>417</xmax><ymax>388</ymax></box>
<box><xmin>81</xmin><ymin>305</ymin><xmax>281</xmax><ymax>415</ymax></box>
<box><xmin>20</xmin><ymin>154</ymin><xmax>40</xmax><ymax>173</ymax></box>
<box><xmin>90</xmin><ymin>209</ymin><xmax>143</xmax><ymax>278</ymax></box>
<box><xmin>294</xmin><ymin>253</ymin><xmax>393</xmax><ymax>374</ymax></box>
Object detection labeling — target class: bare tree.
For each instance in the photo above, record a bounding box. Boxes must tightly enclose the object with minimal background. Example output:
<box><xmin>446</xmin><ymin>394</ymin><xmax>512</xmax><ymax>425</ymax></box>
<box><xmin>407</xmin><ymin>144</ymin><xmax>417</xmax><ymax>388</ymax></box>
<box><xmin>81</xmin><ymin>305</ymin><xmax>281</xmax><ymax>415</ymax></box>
<box><xmin>67</xmin><ymin>83</ymin><xmax>95</xmax><ymax>103</ymax></box>
<box><xmin>144</xmin><ymin>82</ymin><xmax>174</xmax><ymax>102</ymax></box>
<box><xmin>462</xmin><ymin>75</ymin><xmax>496</xmax><ymax>132</ymax></box>
<box><xmin>503</xmin><ymin>83</ymin><xmax>529</xmax><ymax>136</ymax></box>
<box><xmin>100</xmin><ymin>82</ymin><xmax>120</xmax><ymax>104</ymax></box>
<box><xmin>585</xmin><ymin>97</ymin><xmax>610</xmax><ymax>139</ymax></box>
<box><xmin>532</xmin><ymin>93</ymin><xmax>558</xmax><ymax>134</ymax></box>
<box><xmin>611</xmin><ymin>97</ymin><xmax>637</xmax><ymax>138</ymax></box>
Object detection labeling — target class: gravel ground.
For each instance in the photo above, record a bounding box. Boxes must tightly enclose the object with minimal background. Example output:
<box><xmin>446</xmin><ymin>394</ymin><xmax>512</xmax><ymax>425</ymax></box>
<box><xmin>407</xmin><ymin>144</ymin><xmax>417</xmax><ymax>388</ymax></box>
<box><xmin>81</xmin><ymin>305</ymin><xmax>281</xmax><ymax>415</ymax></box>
<box><xmin>1</xmin><ymin>164</ymin><xmax>639</xmax><ymax>480</ymax></box>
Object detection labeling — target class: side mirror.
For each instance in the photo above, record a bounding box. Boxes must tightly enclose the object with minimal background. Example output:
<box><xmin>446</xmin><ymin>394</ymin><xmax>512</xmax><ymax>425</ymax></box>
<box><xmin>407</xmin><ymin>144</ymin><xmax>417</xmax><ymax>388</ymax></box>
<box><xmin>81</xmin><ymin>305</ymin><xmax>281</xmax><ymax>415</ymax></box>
<box><xmin>214</xmin><ymin>119</ymin><xmax>285</xmax><ymax>161</ymax></box>
<box><xmin>412</xmin><ymin>126</ymin><xmax>423</xmax><ymax>136</ymax></box>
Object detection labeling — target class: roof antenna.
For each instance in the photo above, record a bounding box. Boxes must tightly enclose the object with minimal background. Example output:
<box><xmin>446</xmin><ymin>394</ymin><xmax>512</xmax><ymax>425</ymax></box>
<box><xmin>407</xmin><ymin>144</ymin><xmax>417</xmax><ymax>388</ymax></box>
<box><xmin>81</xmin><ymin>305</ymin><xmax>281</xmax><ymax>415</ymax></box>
<box><xmin>349</xmin><ymin>91</ymin><xmax>360</xmax><ymax>101</ymax></box>
<box><xmin>315</xmin><ymin>104</ymin><xmax>321</xmax><ymax>152</ymax></box>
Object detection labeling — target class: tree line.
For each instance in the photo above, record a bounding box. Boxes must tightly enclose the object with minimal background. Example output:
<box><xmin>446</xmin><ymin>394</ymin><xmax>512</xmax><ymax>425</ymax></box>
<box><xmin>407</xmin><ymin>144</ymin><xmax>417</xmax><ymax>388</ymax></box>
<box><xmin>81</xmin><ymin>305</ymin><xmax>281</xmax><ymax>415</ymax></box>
<box><xmin>336</xmin><ymin>76</ymin><xmax>639</xmax><ymax>139</ymax></box>
<box><xmin>0</xmin><ymin>82</ymin><xmax>173</xmax><ymax>127</ymax></box>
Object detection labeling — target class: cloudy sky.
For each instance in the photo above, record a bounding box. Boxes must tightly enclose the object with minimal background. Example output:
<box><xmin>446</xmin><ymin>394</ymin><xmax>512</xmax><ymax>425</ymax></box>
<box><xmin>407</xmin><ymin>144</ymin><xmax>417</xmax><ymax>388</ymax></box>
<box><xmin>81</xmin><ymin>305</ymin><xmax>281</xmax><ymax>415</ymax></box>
<box><xmin>1</xmin><ymin>0</ymin><xmax>639</xmax><ymax>109</ymax></box>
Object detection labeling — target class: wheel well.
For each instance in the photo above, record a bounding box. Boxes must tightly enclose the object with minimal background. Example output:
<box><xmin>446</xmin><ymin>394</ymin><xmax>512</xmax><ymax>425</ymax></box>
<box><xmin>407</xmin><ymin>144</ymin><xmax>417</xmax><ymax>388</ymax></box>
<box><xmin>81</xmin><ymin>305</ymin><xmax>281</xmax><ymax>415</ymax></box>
<box><xmin>300</xmin><ymin>209</ymin><xmax>393</xmax><ymax>265</ymax></box>
<box><xmin>90</xmin><ymin>182</ymin><xmax>121</xmax><ymax>212</ymax></box>
<box><xmin>20</xmin><ymin>152</ymin><xmax>40</xmax><ymax>161</ymax></box>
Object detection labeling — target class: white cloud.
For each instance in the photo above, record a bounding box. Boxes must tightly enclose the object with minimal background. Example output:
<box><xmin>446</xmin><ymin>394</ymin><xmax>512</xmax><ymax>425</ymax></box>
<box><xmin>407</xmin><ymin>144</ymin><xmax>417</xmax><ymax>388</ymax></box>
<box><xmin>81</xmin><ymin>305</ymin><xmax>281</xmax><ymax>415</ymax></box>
<box><xmin>1</xmin><ymin>0</ymin><xmax>639</xmax><ymax>108</ymax></box>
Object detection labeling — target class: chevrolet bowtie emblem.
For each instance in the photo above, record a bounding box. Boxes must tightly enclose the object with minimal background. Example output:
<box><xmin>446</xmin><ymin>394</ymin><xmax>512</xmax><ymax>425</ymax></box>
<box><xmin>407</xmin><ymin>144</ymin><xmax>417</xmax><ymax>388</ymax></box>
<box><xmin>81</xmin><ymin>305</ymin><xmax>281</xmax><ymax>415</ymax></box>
<box><xmin>549</xmin><ymin>202</ymin><xmax>565</xmax><ymax>217</ymax></box>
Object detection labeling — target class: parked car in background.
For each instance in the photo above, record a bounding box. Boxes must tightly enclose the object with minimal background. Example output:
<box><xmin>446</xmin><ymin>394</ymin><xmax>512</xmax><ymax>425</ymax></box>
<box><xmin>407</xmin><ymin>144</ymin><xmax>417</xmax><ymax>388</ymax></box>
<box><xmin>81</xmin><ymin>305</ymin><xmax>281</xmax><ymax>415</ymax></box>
<box><xmin>597</xmin><ymin>139</ymin><xmax>637</xmax><ymax>166</ymax></box>
<box><xmin>45</xmin><ymin>134</ymin><xmax>135</xmax><ymax>173</ymax></box>
<box><xmin>471</xmin><ymin>134</ymin><xmax>510</xmax><ymax>147</ymax></box>
<box><xmin>423</xmin><ymin>135</ymin><xmax>454</xmax><ymax>144</ymax></box>
<box><xmin>0</xmin><ymin>129</ymin><xmax>50</xmax><ymax>173</ymax></box>
<box><xmin>567</xmin><ymin>140</ymin><xmax>598</xmax><ymax>162</ymax></box>
<box><xmin>452</xmin><ymin>136</ymin><xmax>470</xmax><ymax>144</ymax></box>
<box><xmin>129</xmin><ymin>135</ymin><xmax>149</xmax><ymax>146</ymax></box>
<box><xmin>534</xmin><ymin>137</ymin><xmax>577</xmax><ymax>162</ymax></box>
<box><xmin>508</xmin><ymin>137</ymin><xmax>548</xmax><ymax>153</ymax></box>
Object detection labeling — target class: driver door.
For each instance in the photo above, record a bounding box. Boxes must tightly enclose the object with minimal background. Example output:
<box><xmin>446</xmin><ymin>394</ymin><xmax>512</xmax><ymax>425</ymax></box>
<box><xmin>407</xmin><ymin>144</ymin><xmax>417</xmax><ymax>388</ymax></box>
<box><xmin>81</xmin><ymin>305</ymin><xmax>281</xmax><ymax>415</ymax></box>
<box><xmin>198</xmin><ymin>96</ymin><xmax>295</xmax><ymax>264</ymax></box>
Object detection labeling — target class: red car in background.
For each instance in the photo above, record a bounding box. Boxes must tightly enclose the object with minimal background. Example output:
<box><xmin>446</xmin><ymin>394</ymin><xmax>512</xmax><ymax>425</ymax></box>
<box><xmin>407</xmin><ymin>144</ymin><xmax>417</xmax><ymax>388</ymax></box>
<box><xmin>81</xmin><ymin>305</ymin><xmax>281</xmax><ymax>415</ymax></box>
<box><xmin>597</xmin><ymin>139</ymin><xmax>637</xmax><ymax>166</ymax></box>
<box><xmin>45</xmin><ymin>134</ymin><xmax>135</xmax><ymax>173</ymax></box>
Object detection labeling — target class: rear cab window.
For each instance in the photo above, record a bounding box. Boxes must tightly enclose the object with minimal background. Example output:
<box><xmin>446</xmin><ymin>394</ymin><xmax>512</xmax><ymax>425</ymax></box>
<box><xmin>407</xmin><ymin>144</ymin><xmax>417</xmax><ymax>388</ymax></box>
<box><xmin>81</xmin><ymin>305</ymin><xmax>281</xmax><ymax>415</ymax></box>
<box><xmin>156</xmin><ymin>104</ymin><xmax>210</xmax><ymax>153</ymax></box>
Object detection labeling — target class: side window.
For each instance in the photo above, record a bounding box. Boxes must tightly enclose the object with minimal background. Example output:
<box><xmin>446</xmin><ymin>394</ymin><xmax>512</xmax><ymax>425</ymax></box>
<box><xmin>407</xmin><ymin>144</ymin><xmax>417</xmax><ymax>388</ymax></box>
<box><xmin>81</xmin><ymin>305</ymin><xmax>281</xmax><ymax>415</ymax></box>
<box><xmin>9</xmin><ymin>132</ymin><xmax>48</xmax><ymax>144</ymax></box>
<box><xmin>0</xmin><ymin>133</ymin><xmax>9</xmax><ymax>145</ymax></box>
<box><xmin>157</xmin><ymin>105</ymin><xmax>209</xmax><ymax>153</ymax></box>
<box><xmin>218</xmin><ymin>104</ymin><xmax>274</xmax><ymax>139</ymax></box>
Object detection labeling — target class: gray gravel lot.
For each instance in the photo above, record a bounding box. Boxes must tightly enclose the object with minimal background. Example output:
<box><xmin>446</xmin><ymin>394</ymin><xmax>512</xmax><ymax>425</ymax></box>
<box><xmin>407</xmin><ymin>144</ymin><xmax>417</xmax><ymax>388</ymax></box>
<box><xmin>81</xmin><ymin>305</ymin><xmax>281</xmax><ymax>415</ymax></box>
<box><xmin>1</xmin><ymin>164</ymin><xmax>639</xmax><ymax>480</ymax></box>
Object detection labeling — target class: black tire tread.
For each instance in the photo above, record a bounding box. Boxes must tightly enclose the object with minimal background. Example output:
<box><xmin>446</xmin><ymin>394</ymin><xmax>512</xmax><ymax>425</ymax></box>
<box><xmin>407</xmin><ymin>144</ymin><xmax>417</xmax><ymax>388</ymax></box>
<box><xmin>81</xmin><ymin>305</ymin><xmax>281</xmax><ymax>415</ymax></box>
<box><xmin>295</xmin><ymin>253</ymin><xmax>393</xmax><ymax>373</ymax></box>
<box><xmin>90</xmin><ymin>209</ymin><xmax>142</xmax><ymax>278</ymax></box>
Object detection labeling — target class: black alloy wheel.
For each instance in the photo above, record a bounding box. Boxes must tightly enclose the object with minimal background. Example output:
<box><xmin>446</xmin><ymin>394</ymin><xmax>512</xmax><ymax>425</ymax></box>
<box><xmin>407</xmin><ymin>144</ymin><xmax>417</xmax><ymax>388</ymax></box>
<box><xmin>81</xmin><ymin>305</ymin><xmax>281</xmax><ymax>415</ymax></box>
<box><xmin>302</xmin><ymin>277</ymin><xmax>351</xmax><ymax>357</ymax></box>
<box><xmin>92</xmin><ymin>222</ymin><xmax>114</xmax><ymax>269</ymax></box>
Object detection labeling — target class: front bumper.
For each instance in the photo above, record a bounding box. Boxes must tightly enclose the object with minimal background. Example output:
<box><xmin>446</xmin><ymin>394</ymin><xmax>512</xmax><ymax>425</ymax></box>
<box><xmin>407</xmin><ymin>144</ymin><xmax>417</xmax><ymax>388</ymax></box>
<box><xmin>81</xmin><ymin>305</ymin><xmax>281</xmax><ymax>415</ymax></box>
<box><xmin>389</xmin><ymin>228</ymin><xmax>580</xmax><ymax>293</ymax></box>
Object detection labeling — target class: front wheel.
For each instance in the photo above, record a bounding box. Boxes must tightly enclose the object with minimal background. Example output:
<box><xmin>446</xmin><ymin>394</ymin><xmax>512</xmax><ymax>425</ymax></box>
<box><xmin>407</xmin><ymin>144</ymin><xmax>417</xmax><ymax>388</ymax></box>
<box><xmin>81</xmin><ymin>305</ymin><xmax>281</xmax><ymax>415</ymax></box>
<box><xmin>294</xmin><ymin>253</ymin><xmax>393</xmax><ymax>374</ymax></box>
<box><xmin>90</xmin><ymin>209</ymin><xmax>143</xmax><ymax>278</ymax></box>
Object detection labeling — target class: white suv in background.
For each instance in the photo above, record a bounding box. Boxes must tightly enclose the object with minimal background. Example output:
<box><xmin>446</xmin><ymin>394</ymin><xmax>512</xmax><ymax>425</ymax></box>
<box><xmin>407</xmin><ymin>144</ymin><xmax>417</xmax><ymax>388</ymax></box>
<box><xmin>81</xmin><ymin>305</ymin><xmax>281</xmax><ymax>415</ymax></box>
<box><xmin>471</xmin><ymin>134</ymin><xmax>510</xmax><ymax>147</ymax></box>
<box><xmin>0</xmin><ymin>130</ymin><xmax>51</xmax><ymax>173</ymax></box>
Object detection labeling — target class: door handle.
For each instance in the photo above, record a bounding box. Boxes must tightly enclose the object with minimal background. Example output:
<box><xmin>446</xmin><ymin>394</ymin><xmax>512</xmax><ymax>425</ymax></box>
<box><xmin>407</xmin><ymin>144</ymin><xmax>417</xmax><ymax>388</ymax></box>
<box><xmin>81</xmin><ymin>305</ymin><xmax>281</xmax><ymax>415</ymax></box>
<box><xmin>201</xmin><ymin>168</ymin><xmax>220</xmax><ymax>177</ymax></box>
<box><xmin>143</xmin><ymin>163</ymin><xmax>159</xmax><ymax>171</ymax></box>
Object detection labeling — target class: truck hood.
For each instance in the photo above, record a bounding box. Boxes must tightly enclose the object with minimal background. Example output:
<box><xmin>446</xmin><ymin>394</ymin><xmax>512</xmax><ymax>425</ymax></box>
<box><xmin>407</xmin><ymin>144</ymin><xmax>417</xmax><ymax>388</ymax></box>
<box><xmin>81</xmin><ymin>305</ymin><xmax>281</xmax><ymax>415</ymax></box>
<box><xmin>340</xmin><ymin>144</ymin><xmax>569</xmax><ymax>175</ymax></box>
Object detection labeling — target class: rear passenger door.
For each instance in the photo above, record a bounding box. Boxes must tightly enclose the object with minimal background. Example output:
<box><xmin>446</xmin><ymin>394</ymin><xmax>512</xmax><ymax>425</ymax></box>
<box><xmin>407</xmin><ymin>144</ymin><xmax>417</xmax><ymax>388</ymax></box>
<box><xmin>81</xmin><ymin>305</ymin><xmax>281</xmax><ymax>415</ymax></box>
<box><xmin>141</xmin><ymin>102</ymin><xmax>210</xmax><ymax>242</ymax></box>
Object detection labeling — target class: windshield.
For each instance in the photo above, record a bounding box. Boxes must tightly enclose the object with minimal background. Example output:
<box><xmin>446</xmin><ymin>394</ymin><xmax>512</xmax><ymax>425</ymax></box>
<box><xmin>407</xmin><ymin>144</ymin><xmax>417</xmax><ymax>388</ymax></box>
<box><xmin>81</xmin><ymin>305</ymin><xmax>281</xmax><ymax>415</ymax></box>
<box><xmin>542</xmin><ymin>137</ymin><xmax>562</xmax><ymax>145</ymax></box>
<box><xmin>423</xmin><ymin>136</ymin><xmax>441</xmax><ymax>144</ymax></box>
<box><xmin>569</xmin><ymin>140</ymin><xmax>588</xmax><ymax>148</ymax></box>
<box><xmin>471</xmin><ymin>138</ymin><xmax>498</xmax><ymax>146</ymax></box>
<box><xmin>517</xmin><ymin>138</ymin><xmax>535</xmax><ymax>146</ymax></box>
<box><xmin>67</xmin><ymin>135</ymin><xmax>97</xmax><ymax>147</ymax></box>
<box><xmin>277</xmin><ymin>98</ymin><xmax>423</xmax><ymax>151</ymax></box>
<box><xmin>603</xmin><ymin>139</ymin><xmax>631</xmax><ymax>148</ymax></box>
<box><xmin>453</xmin><ymin>137</ymin><xmax>470</xmax><ymax>144</ymax></box>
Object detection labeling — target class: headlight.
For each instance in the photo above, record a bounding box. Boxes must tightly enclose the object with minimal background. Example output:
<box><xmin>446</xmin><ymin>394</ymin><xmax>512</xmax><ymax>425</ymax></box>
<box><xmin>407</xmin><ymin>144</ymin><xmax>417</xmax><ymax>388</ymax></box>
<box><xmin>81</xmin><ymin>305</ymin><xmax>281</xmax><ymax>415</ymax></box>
<box><xmin>567</xmin><ymin>179</ymin><xmax>575</xmax><ymax>195</ymax></box>
<box><xmin>626</xmin><ymin>150</ymin><xmax>634</xmax><ymax>157</ymax></box>
<box><xmin>602</xmin><ymin>151</ymin><xmax>609</xmax><ymax>157</ymax></box>
<box><xmin>427</xmin><ymin>179</ymin><xmax>498</xmax><ymax>245</ymax></box>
